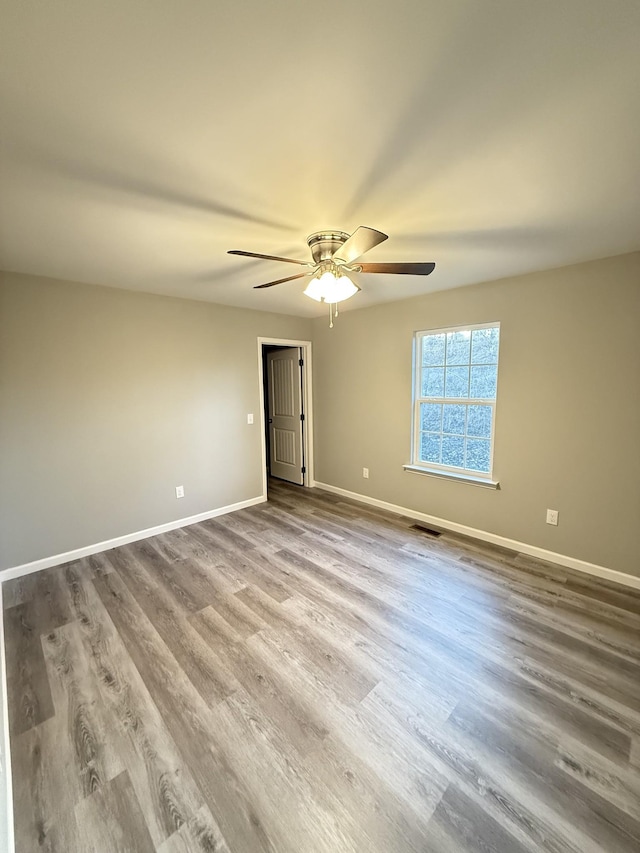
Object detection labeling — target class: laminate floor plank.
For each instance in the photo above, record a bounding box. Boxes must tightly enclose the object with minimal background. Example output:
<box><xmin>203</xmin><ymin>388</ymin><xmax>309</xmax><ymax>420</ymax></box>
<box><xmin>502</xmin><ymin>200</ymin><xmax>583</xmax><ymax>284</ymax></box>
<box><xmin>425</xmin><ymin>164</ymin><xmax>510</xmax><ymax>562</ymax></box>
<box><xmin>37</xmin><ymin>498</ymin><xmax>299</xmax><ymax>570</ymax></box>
<box><xmin>3</xmin><ymin>566</ymin><xmax>74</xmax><ymax>626</ymax></box>
<box><xmin>445</xmin><ymin>698</ymin><xmax>640</xmax><ymax>852</ymax></box>
<box><xmin>300</xmin><ymin>733</ymin><xmax>438</xmax><ymax>853</ymax></box>
<box><xmin>363</xmin><ymin>684</ymin><xmax>593</xmax><ymax>853</ymax></box>
<box><xmin>4</xmin><ymin>479</ymin><xmax>640</xmax><ymax>852</ymax></box>
<box><xmin>208</xmin><ymin>587</ymin><xmax>269</xmax><ymax>639</ymax></box>
<box><xmin>12</xmin><ymin>618</ymin><xmax>125</xmax><ymax>851</ymax></box>
<box><xmin>201</xmin><ymin>517</ymin><xmax>259</xmax><ymax>553</ymax></box>
<box><xmin>92</xmin><ymin>570</ymin><xmax>279</xmax><ymax>853</ymax></box>
<box><xmin>234</xmin><ymin>553</ymin><xmax>294</xmax><ymax>603</ymax></box>
<box><xmin>123</xmin><ymin>539</ymin><xmax>210</xmax><ymax>614</ymax></box>
<box><xmin>510</xmin><ymin>578</ymin><xmax>640</xmax><ymax>631</ymax></box>
<box><xmin>41</xmin><ymin>621</ymin><xmax>125</xmax><ymax>798</ymax></box>
<box><xmin>187</xmin><ymin>523</ymin><xmax>275</xmax><ymax>594</ymax></box>
<box><xmin>235</xmin><ymin>584</ymin><xmax>379</xmax><ymax>703</ymax></box>
<box><xmin>157</xmin><ymin>805</ymin><xmax>231</xmax><ymax>853</ymax></box>
<box><xmin>108</xmin><ymin>545</ymin><xmax>240</xmax><ymax>704</ymax></box>
<box><xmin>4</xmin><ymin>603</ymin><xmax>56</xmax><ymax>736</ymax></box>
<box><xmin>60</xmin><ymin>562</ymin><xmax>224</xmax><ymax>849</ymax></box>
<box><xmin>194</xmin><ymin>609</ymin><xmax>331</xmax><ymax>759</ymax></box>
<box><xmin>224</xmin><ymin>507</ymin><xmax>304</xmax><ymax>548</ymax></box>
<box><xmin>209</xmin><ymin>689</ymin><xmax>360</xmax><ymax>853</ymax></box>
<box><xmin>11</xmin><ymin>717</ymin><xmax>81</xmax><ymax>851</ymax></box>
<box><xmin>563</xmin><ymin>577</ymin><xmax>640</xmax><ymax>616</ymax></box>
<box><xmin>147</xmin><ymin>530</ymin><xmax>240</xmax><ymax>607</ymax></box>
<box><xmin>267</xmin><ymin>545</ymin><xmax>634</xmax><ymax>765</ymax></box>
<box><xmin>421</xmin><ymin>782</ymin><xmax>534</xmax><ymax>853</ymax></box>
<box><xmin>263</xmin><ymin>555</ymin><xmax>619</xmax><ymax>753</ymax></box>
<box><xmin>280</xmin><ymin>593</ymin><xmax>458</xmax><ymax>717</ymax></box>
<box><xmin>2</xmin><ymin>574</ymin><xmax>33</xmax><ymax>609</ymax></box>
<box><xmin>74</xmin><ymin>770</ymin><xmax>155</xmax><ymax>853</ymax></box>
<box><xmin>255</xmin><ymin>504</ymin><xmax>345</xmax><ymax>544</ymax></box>
<box><xmin>493</xmin><ymin>594</ymin><xmax>640</xmax><ymax>667</ymax></box>
<box><xmin>5</xmin><ymin>553</ymin><xmax>79</xmax><ymax>739</ymax></box>
<box><xmin>284</xmin><ymin>534</ymin><xmax>525</xmax><ymax>633</ymax></box>
<box><xmin>210</xmin><ymin>544</ymin><xmax>294</xmax><ymax>604</ymax></box>
<box><xmin>83</xmin><ymin>551</ymin><xmax>116</xmax><ymax>577</ymax></box>
<box><xmin>247</xmin><ymin>626</ymin><xmax>450</xmax><ymax>825</ymax></box>
<box><xmin>554</xmin><ymin>740</ymin><xmax>640</xmax><ymax>823</ymax></box>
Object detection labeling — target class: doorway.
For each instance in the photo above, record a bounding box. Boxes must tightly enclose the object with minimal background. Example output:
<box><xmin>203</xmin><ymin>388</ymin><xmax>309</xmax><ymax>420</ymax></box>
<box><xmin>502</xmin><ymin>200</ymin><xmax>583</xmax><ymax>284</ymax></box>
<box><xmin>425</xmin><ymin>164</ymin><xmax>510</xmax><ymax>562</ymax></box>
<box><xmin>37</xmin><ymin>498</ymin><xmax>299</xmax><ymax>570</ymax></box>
<box><xmin>258</xmin><ymin>338</ymin><xmax>314</xmax><ymax>496</ymax></box>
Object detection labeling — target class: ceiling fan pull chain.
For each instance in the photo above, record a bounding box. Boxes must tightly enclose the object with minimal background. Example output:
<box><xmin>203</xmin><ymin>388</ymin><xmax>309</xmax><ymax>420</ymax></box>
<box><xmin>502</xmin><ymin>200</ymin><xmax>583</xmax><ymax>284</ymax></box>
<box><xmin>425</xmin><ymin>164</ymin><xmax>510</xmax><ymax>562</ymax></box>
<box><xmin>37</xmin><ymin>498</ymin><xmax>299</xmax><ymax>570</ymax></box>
<box><xmin>335</xmin><ymin>303</ymin><xmax>339</xmax><ymax>317</ymax></box>
<box><xmin>329</xmin><ymin>303</ymin><xmax>334</xmax><ymax>329</ymax></box>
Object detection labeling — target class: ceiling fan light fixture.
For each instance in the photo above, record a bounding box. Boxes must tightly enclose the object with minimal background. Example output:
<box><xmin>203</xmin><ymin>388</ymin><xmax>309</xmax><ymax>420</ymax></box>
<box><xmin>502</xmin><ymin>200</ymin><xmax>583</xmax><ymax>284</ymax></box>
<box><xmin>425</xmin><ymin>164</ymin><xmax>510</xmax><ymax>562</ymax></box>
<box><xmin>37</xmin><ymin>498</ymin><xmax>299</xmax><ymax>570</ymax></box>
<box><xmin>228</xmin><ymin>227</ymin><xmax>434</xmax><ymax>324</ymax></box>
<box><xmin>303</xmin><ymin>270</ymin><xmax>359</xmax><ymax>304</ymax></box>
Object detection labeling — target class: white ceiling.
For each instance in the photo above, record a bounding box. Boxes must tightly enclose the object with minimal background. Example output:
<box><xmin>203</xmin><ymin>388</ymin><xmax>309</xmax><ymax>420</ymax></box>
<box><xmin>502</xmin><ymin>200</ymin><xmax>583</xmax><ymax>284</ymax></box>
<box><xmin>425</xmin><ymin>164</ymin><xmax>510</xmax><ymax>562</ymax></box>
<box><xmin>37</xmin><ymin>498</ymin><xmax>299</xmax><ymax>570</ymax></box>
<box><xmin>1</xmin><ymin>0</ymin><xmax>639</xmax><ymax>317</ymax></box>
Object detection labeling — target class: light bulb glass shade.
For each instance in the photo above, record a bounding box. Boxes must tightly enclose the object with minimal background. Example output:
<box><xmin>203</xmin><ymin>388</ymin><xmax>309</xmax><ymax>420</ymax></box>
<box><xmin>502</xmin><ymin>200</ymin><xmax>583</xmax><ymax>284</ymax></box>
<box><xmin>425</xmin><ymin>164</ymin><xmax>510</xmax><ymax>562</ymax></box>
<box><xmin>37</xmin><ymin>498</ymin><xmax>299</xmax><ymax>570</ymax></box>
<box><xmin>303</xmin><ymin>271</ymin><xmax>358</xmax><ymax>303</ymax></box>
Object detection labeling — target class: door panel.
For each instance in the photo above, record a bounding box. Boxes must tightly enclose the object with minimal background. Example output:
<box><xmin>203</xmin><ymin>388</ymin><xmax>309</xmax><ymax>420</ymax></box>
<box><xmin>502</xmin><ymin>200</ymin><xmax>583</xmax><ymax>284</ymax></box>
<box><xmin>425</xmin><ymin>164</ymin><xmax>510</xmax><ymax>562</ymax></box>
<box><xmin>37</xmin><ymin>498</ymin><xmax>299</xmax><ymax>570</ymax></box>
<box><xmin>272</xmin><ymin>358</ymin><xmax>296</xmax><ymax>417</ymax></box>
<box><xmin>267</xmin><ymin>348</ymin><xmax>304</xmax><ymax>484</ymax></box>
<box><xmin>273</xmin><ymin>428</ymin><xmax>296</xmax><ymax>465</ymax></box>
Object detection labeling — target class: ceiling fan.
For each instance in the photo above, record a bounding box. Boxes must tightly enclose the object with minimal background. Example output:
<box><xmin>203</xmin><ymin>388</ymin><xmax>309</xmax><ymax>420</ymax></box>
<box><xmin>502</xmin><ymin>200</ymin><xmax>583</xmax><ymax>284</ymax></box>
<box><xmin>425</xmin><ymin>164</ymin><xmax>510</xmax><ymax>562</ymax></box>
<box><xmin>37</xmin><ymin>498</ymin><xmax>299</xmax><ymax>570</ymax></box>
<box><xmin>228</xmin><ymin>226</ymin><xmax>435</xmax><ymax>325</ymax></box>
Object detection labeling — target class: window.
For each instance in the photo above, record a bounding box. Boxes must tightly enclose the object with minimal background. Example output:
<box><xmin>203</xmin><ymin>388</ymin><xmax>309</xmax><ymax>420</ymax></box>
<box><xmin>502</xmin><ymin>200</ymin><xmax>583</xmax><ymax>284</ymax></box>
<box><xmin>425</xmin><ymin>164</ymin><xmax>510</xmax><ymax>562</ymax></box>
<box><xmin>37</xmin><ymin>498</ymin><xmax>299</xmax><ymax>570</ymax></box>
<box><xmin>411</xmin><ymin>324</ymin><xmax>500</xmax><ymax>481</ymax></box>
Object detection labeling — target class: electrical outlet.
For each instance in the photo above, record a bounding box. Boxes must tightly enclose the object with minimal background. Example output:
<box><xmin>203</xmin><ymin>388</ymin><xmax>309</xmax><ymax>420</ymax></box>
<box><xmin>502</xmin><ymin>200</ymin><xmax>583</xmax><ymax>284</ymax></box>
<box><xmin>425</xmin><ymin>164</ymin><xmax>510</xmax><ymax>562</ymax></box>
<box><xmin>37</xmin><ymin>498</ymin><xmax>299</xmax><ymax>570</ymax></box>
<box><xmin>175</xmin><ymin>485</ymin><xmax>185</xmax><ymax>499</ymax></box>
<box><xmin>546</xmin><ymin>508</ymin><xmax>558</xmax><ymax>526</ymax></box>
<box><xmin>363</xmin><ymin>467</ymin><xmax>369</xmax><ymax>479</ymax></box>
<box><xmin>247</xmin><ymin>413</ymin><xmax>254</xmax><ymax>424</ymax></box>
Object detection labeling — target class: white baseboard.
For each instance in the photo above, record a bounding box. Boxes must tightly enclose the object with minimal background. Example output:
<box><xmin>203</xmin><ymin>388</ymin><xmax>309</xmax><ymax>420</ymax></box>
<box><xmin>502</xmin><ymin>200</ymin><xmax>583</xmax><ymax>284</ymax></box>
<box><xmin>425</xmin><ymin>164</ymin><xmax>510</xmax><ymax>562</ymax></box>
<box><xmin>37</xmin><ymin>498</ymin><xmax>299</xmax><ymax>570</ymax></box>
<box><xmin>314</xmin><ymin>481</ymin><xmax>640</xmax><ymax>591</ymax></box>
<box><xmin>0</xmin><ymin>586</ymin><xmax>15</xmax><ymax>853</ymax></box>
<box><xmin>0</xmin><ymin>495</ymin><xmax>267</xmax><ymax>583</ymax></box>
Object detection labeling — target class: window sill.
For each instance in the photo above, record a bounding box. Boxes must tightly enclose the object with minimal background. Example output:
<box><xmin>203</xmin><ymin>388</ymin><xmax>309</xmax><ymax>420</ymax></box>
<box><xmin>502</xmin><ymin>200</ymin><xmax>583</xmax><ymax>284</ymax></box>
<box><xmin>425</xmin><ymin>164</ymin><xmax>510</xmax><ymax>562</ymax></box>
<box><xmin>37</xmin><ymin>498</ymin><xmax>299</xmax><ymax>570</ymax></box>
<box><xmin>403</xmin><ymin>464</ymin><xmax>500</xmax><ymax>489</ymax></box>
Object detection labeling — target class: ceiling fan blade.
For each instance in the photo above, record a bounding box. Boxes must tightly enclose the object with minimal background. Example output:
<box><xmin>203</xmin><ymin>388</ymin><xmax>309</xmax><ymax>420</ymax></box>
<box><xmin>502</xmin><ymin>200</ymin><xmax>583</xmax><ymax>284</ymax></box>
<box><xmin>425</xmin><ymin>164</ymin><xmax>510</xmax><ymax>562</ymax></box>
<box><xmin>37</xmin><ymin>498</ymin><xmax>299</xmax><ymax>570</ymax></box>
<box><xmin>357</xmin><ymin>262</ymin><xmax>436</xmax><ymax>276</ymax></box>
<box><xmin>254</xmin><ymin>272</ymin><xmax>310</xmax><ymax>289</ymax></box>
<box><xmin>333</xmin><ymin>226</ymin><xmax>388</xmax><ymax>263</ymax></box>
<box><xmin>228</xmin><ymin>250</ymin><xmax>309</xmax><ymax>266</ymax></box>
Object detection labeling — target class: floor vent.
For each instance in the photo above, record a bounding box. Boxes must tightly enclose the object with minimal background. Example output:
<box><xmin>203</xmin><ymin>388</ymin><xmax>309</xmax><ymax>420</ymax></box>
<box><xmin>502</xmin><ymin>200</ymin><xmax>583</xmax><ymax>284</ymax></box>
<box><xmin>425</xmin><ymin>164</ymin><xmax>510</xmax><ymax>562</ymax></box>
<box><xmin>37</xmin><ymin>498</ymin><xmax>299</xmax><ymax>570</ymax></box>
<box><xmin>410</xmin><ymin>523</ymin><xmax>443</xmax><ymax>538</ymax></box>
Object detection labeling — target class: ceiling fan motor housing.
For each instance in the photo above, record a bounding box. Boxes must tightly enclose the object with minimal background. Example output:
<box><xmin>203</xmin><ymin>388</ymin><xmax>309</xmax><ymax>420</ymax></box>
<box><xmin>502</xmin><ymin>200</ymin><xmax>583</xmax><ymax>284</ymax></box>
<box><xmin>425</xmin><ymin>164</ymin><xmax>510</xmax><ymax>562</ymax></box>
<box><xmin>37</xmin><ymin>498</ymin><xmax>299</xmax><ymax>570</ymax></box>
<box><xmin>307</xmin><ymin>231</ymin><xmax>350</xmax><ymax>264</ymax></box>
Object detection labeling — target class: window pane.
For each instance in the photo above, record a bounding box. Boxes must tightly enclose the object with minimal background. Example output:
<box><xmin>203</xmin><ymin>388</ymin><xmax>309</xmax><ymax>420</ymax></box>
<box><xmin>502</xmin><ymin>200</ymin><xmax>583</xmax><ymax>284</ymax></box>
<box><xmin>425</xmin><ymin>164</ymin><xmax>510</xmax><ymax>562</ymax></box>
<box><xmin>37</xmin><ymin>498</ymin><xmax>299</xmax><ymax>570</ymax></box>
<box><xmin>442</xmin><ymin>404</ymin><xmax>466</xmax><ymax>435</ymax></box>
<box><xmin>471</xmin><ymin>327</ymin><xmax>499</xmax><ymax>364</ymax></box>
<box><xmin>420</xmin><ymin>403</ymin><xmax>442</xmax><ymax>432</ymax></box>
<box><xmin>442</xmin><ymin>435</ymin><xmax>465</xmax><ymax>467</ymax></box>
<box><xmin>422</xmin><ymin>333</ymin><xmax>445</xmax><ymax>366</ymax></box>
<box><xmin>467</xmin><ymin>404</ymin><xmax>492</xmax><ymax>438</ymax></box>
<box><xmin>466</xmin><ymin>438</ymin><xmax>491</xmax><ymax>472</ymax></box>
<box><xmin>422</xmin><ymin>367</ymin><xmax>444</xmax><ymax>397</ymax></box>
<box><xmin>414</xmin><ymin>324</ymin><xmax>499</xmax><ymax>478</ymax></box>
<box><xmin>445</xmin><ymin>366</ymin><xmax>469</xmax><ymax>398</ymax></box>
<box><xmin>420</xmin><ymin>432</ymin><xmax>441</xmax><ymax>464</ymax></box>
<box><xmin>446</xmin><ymin>330</ymin><xmax>471</xmax><ymax>364</ymax></box>
<box><xmin>470</xmin><ymin>364</ymin><xmax>497</xmax><ymax>398</ymax></box>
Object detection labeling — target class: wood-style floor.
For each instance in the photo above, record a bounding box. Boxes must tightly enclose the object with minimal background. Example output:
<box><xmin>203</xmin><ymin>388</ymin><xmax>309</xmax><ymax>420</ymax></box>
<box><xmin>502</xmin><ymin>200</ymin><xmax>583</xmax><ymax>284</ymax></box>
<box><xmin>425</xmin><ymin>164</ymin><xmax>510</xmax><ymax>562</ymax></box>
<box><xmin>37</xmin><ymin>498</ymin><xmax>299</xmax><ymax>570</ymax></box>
<box><xmin>3</xmin><ymin>481</ymin><xmax>640</xmax><ymax>852</ymax></box>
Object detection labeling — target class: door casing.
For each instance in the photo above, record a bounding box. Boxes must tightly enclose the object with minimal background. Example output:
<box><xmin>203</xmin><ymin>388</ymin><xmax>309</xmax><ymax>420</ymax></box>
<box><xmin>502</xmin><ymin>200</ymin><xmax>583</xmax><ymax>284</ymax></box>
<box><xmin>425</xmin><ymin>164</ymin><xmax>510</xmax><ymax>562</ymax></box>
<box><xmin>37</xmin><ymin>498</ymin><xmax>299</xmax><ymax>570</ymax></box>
<box><xmin>257</xmin><ymin>337</ymin><xmax>314</xmax><ymax>496</ymax></box>
<box><xmin>266</xmin><ymin>347</ymin><xmax>303</xmax><ymax>485</ymax></box>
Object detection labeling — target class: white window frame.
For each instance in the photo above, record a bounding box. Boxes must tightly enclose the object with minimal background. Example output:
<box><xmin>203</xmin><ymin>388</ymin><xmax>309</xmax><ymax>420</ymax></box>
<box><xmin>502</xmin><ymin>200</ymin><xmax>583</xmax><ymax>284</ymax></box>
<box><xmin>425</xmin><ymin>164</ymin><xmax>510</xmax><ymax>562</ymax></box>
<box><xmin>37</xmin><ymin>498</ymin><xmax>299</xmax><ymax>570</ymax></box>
<box><xmin>407</xmin><ymin>322</ymin><xmax>500</xmax><ymax>487</ymax></box>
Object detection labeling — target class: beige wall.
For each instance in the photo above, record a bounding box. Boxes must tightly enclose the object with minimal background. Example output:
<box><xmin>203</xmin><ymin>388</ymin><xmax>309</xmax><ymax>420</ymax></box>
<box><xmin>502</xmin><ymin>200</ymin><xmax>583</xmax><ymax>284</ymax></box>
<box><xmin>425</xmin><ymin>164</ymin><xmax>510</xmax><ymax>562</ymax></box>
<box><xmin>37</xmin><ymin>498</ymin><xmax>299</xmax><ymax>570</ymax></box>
<box><xmin>311</xmin><ymin>252</ymin><xmax>640</xmax><ymax>578</ymax></box>
<box><xmin>0</xmin><ymin>272</ymin><xmax>311</xmax><ymax>570</ymax></box>
<box><xmin>3</xmin><ymin>256</ymin><xmax>639</xmax><ymax>578</ymax></box>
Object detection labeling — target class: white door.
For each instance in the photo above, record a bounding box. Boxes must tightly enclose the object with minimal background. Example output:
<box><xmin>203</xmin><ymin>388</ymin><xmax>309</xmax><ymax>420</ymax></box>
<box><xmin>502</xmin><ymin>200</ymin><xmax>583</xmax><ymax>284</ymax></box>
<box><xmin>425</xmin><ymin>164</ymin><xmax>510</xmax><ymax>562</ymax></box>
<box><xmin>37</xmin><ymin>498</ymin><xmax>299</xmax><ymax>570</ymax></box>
<box><xmin>267</xmin><ymin>348</ymin><xmax>304</xmax><ymax>485</ymax></box>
